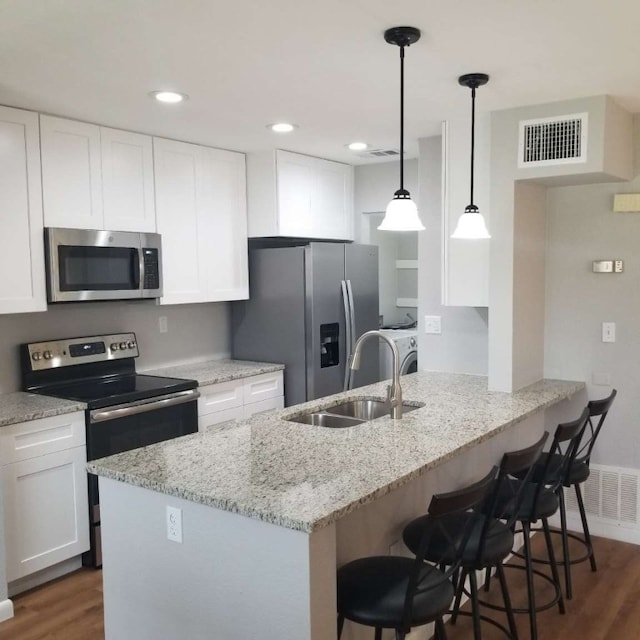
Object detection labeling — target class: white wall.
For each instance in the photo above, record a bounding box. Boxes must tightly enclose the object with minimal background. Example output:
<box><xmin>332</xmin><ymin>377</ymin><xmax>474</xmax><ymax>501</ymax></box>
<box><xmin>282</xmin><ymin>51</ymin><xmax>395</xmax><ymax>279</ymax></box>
<box><xmin>417</xmin><ymin>136</ymin><xmax>489</xmax><ymax>375</ymax></box>
<box><xmin>544</xmin><ymin>155</ymin><xmax>640</xmax><ymax>467</ymax></box>
<box><xmin>0</xmin><ymin>301</ymin><xmax>231</xmax><ymax>392</ymax></box>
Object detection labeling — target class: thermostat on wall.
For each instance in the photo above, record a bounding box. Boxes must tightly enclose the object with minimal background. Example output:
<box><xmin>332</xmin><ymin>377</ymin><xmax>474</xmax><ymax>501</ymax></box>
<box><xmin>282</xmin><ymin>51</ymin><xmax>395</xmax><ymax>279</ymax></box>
<box><xmin>592</xmin><ymin>260</ymin><xmax>623</xmax><ymax>273</ymax></box>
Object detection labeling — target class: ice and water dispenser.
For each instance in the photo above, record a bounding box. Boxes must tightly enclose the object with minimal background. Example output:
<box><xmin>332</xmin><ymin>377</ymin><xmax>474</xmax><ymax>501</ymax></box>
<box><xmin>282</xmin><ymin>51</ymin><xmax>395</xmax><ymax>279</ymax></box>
<box><xmin>320</xmin><ymin>323</ymin><xmax>339</xmax><ymax>368</ymax></box>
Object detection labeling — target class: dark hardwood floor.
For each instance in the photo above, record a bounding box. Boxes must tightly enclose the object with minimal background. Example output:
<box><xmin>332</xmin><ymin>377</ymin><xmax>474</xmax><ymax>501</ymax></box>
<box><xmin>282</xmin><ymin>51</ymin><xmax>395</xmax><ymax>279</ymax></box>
<box><xmin>0</xmin><ymin>534</ymin><xmax>638</xmax><ymax>639</ymax></box>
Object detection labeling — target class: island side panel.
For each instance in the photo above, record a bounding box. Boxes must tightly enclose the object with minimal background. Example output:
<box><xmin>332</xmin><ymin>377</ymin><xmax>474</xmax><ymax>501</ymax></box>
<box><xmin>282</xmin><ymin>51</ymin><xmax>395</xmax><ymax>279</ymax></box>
<box><xmin>100</xmin><ymin>478</ymin><xmax>337</xmax><ymax>640</ymax></box>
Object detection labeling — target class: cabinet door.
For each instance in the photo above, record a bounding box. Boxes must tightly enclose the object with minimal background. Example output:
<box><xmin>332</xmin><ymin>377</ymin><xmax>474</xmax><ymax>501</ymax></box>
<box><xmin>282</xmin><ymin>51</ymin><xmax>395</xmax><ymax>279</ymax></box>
<box><xmin>277</xmin><ymin>151</ymin><xmax>353</xmax><ymax>240</ymax></box>
<box><xmin>205</xmin><ymin>148</ymin><xmax>248</xmax><ymax>301</ymax></box>
<box><xmin>199</xmin><ymin>406</ymin><xmax>244</xmax><ymax>433</ymax></box>
<box><xmin>154</xmin><ymin>137</ymin><xmax>209</xmax><ymax>305</ymax></box>
<box><xmin>3</xmin><ymin>446</ymin><xmax>89</xmax><ymax>581</ymax></box>
<box><xmin>0</xmin><ymin>106</ymin><xmax>46</xmax><ymax>314</ymax></box>
<box><xmin>40</xmin><ymin>115</ymin><xmax>103</xmax><ymax>229</ymax></box>
<box><xmin>243</xmin><ymin>396</ymin><xmax>284</xmax><ymax>419</ymax></box>
<box><xmin>101</xmin><ymin>127</ymin><xmax>156</xmax><ymax>232</ymax></box>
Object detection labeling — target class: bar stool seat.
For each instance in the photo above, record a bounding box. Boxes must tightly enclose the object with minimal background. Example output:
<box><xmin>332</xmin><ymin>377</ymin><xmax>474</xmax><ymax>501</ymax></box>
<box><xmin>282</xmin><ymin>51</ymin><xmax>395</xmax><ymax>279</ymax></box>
<box><xmin>338</xmin><ymin>556</ymin><xmax>454</xmax><ymax>629</ymax></box>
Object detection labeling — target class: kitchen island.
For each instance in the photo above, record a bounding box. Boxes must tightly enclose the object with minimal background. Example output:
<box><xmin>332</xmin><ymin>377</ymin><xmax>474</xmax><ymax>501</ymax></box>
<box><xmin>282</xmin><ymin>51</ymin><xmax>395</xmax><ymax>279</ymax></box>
<box><xmin>88</xmin><ymin>372</ymin><xmax>583</xmax><ymax>640</ymax></box>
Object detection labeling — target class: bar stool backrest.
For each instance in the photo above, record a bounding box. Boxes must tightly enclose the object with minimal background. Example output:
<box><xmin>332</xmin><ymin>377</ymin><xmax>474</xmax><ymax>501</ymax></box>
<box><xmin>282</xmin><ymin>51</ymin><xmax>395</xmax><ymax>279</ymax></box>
<box><xmin>577</xmin><ymin>389</ymin><xmax>617</xmax><ymax>468</ymax></box>
<box><xmin>401</xmin><ymin>467</ymin><xmax>497</xmax><ymax>630</ymax></box>
<box><xmin>534</xmin><ymin>408</ymin><xmax>590</xmax><ymax>509</ymax></box>
<box><xmin>483</xmin><ymin>431</ymin><xmax>549</xmax><ymax>533</ymax></box>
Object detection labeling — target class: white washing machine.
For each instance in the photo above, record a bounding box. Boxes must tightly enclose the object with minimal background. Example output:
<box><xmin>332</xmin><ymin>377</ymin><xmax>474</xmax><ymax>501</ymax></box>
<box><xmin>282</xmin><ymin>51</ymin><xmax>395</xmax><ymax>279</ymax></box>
<box><xmin>379</xmin><ymin>329</ymin><xmax>418</xmax><ymax>379</ymax></box>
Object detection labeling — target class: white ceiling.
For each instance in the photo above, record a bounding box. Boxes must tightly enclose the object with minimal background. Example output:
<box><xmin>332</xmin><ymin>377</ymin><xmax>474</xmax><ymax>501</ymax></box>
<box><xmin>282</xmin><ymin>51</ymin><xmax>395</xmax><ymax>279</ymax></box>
<box><xmin>2</xmin><ymin>0</ymin><xmax>639</xmax><ymax>164</ymax></box>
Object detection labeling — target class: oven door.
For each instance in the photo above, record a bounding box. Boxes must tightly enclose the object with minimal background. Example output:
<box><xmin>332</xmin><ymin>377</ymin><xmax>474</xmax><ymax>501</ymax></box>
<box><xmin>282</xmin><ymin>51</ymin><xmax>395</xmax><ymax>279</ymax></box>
<box><xmin>45</xmin><ymin>227</ymin><xmax>160</xmax><ymax>302</ymax></box>
<box><xmin>84</xmin><ymin>388</ymin><xmax>199</xmax><ymax>567</ymax></box>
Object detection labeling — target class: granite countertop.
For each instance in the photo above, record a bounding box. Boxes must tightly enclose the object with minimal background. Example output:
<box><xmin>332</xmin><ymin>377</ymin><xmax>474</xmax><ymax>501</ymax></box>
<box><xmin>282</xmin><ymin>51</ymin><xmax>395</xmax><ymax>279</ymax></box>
<box><xmin>0</xmin><ymin>391</ymin><xmax>86</xmax><ymax>427</ymax></box>
<box><xmin>144</xmin><ymin>359</ymin><xmax>285</xmax><ymax>386</ymax></box>
<box><xmin>88</xmin><ymin>372</ymin><xmax>583</xmax><ymax>533</ymax></box>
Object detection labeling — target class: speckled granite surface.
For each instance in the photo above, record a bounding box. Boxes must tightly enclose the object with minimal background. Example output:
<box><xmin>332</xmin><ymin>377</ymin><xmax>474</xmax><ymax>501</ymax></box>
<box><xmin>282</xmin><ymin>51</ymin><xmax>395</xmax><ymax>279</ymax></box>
<box><xmin>88</xmin><ymin>372</ymin><xmax>583</xmax><ymax>533</ymax></box>
<box><xmin>144</xmin><ymin>359</ymin><xmax>284</xmax><ymax>386</ymax></box>
<box><xmin>0</xmin><ymin>392</ymin><xmax>86</xmax><ymax>427</ymax></box>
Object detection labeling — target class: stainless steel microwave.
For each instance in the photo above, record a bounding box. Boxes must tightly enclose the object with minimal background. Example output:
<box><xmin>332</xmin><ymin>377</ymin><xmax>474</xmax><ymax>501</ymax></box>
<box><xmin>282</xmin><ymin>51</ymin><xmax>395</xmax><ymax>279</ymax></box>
<box><xmin>45</xmin><ymin>228</ymin><xmax>163</xmax><ymax>303</ymax></box>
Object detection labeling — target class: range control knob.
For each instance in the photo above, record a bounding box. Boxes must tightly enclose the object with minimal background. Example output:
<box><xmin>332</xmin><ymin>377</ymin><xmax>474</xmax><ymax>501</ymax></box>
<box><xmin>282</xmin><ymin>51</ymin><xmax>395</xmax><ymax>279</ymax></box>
<box><xmin>127</xmin><ymin>341</ymin><xmax>136</xmax><ymax>349</ymax></box>
<box><xmin>119</xmin><ymin>342</ymin><xmax>127</xmax><ymax>350</ymax></box>
<box><xmin>410</xmin><ymin>337</ymin><xmax>417</xmax><ymax>348</ymax></box>
<box><xmin>31</xmin><ymin>351</ymin><xmax>42</xmax><ymax>361</ymax></box>
<box><xmin>43</xmin><ymin>350</ymin><xmax>53</xmax><ymax>360</ymax></box>
<box><xmin>110</xmin><ymin>343</ymin><xmax>119</xmax><ymax>351</ymax></box>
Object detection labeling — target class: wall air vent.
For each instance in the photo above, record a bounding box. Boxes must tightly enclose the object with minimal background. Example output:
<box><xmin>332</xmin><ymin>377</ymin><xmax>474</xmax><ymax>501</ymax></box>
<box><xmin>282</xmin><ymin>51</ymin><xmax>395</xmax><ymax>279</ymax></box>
<box><xmin>356</xmin><ymin>148</ymin><xmax>401</xmax><ymax>159</ymax></box>
<box><xmin>518</xmin><ymin>112</ymin><xmax>588</xmax><ymax>168</ymax></box>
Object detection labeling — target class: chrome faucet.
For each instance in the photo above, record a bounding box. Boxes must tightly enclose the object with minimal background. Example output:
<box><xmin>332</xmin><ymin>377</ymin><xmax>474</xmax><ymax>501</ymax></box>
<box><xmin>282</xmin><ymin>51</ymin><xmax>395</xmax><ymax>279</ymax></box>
<box><xmin>349</xmin><ymin>330</ymin><xmax>403</xmax><ymax>419</ymax></box>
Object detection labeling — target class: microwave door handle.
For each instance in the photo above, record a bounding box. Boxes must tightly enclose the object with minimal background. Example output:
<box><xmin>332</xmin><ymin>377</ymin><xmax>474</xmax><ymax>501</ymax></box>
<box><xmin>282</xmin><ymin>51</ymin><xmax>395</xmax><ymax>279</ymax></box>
<box><xmin>132</xmin><ymin>249</ymin><xmax>141</xmax><ymax>289</ymax></box>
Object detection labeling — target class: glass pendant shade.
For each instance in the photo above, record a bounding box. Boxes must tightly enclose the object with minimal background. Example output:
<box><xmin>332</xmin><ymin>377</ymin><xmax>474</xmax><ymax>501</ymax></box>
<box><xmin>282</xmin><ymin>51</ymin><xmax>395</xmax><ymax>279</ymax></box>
<box><xmin>451</xmin><ymin>209</ymin><xmax>491</xmax><ymax>239</ymax></box>
<box><xmin>378</xmin><ymin>191</ymin><xmax>425</xmax><ymax>231</ymax></box>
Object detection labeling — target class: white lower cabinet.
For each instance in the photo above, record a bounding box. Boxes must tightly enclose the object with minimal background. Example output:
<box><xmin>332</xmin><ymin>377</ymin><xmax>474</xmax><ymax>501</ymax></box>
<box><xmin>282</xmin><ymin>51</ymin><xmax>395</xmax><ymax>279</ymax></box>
<box><xmin>198</xmin><ymin>371</ymin><xmax>284</xmax><ymax>433</ymax></box>
<box><xmin>0</xmin><ymin>412</ymin><xmax>89</xmax><ymax>582</ymax></box>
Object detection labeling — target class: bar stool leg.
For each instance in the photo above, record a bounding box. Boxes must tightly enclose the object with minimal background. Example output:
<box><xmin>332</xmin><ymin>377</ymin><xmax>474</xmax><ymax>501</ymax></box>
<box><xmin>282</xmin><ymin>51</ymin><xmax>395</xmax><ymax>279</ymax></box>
<box><xmin>557</xmin><ymin>486</ymin><xmax>573</xmax><ymax>599</ymax></box>
<box><xmin>338</xmin><ymin>614</ymin><xmax>345</xmax><ymax>638</ymax></box>
<box><xmin>450</xmin><ymin>568</ymin><xmax>468</xmax><ymax>625</ymax></box>
<box><xmin>375</xmin><ymin>627</ymin><xmax>382</xmax><ymax>640</ymax></box>
<box><xmin>575</xmin><ymin>483</ymin><xmax>597</xmax><ymax>571</ymax></box>
<box><xmin>542</xmin><ymin>518</ymin><xmax>565</xmax><ymax>615</ymax></box>
<box><xmin>496</xmin><ymin>562</ymin><xmax>519</xmax><ymax>640</ymax></box>
<box><xmin>522</xmin><ymin>522</ymin><xmax>538</xmax><ymax>640</ymax></box>
<box><xmin>468</xmin><ymin>569</ymin><xmax>482</xmax><ymax>640</ymax></box>
<box><xmin>435</xmin><ymin>617</ymin><xmax>448</xmax><ymax>640</ymax></box>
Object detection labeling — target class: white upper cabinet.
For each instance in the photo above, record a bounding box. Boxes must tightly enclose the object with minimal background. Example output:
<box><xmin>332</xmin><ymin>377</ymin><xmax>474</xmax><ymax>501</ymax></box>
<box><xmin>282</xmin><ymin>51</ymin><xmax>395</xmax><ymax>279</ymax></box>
<box><xmin>247</xmin><ymin>150</ymin><xmax>354</xmax><ymax>240</ymax></box>
<box><xmin>154</xmin><ymin>137</ymin><xmax>248</xmax><ymax>305</ymax></box>
<box><xmin>40</xmin><ymin>115</ymin><xmax>103</xmax><ymax>229</ymax></box>
<box><xmin>0</xmin><ymin>106</ymin><xmax>46</xmax><ymax>314</ymax></box>
<box><xmin>40</xmin><ymin>115</ymin><xmax>156</xmax><ymax>232</ymax></box>
<box><xmin>442</xmin><ymin>117</ymin><xmax>491</xmax><ymax>307</ymax></box>
<box><xmin>101</xmin><ymin>127</ymin><xmax>156</xmax><ymax>232</ymax></box>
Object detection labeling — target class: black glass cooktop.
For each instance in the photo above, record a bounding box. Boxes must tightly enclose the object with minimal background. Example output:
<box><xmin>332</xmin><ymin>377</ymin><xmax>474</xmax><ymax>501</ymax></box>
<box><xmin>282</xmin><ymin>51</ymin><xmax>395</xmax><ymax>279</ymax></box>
<box><xmin>38</xmin><ymin>374</ymin><xmax>197</xmax><ymax>409</ymax></box>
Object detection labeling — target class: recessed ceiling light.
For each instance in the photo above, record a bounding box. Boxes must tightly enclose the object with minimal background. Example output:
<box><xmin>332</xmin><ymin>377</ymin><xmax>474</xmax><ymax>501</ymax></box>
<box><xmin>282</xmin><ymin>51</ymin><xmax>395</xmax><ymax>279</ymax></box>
<box><xmin>348</xmin><ymin>142</ymin><xmax>369</xmax><ymax>151</ymax></box>
<box><xmin>268</xmin><ymin>123</ymin><xmax>297</xmax><ymax>133</ymax></box>
<box><xmin>149</xmin><ymin>91</ymin><xmax>188</xmax><ymax>104</ymax></box>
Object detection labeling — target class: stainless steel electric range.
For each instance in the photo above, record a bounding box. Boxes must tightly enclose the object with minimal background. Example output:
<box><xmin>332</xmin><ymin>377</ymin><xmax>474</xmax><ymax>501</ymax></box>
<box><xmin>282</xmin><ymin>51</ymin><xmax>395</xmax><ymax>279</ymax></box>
<box><xmin>21</xmin><ymin>332</ymin><xmax>199</xmax><ymax>567</ymax></box>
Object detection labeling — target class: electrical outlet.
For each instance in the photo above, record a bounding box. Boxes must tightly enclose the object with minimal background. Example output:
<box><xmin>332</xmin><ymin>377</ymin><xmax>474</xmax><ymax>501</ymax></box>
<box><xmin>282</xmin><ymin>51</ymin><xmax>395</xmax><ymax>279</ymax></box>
<box><xmin>424</xmin><ymin>315</ymin><xmax>442</xmax><ymax>334</ymax></box>
<box><xmin>166</xmin><ymin>506</ymin><xmax>182</xmax><ymax>543</ymax></box>
<box><xmin>602</xmin><ymin>322</ymin><xmax>616</xmax><ymax>343</ymax></box>
<box><xmin>158</xmin><ymin>316</ymin><xmax>168</xmax><ymax>333</ymax></box>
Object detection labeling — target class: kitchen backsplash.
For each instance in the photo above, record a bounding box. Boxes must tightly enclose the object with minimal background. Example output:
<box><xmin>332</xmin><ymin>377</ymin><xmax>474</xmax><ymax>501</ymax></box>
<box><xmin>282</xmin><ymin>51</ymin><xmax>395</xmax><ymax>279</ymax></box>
<box><xmin>0</xmin><ymin>301</ymin><xmax>231</xmax><ymax>393</ymax></box>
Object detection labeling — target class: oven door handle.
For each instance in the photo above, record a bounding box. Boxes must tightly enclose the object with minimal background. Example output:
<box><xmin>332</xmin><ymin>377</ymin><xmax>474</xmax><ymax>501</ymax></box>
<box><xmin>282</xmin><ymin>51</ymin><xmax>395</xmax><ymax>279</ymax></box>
<box><xmin>89</xmin><ymin>389</ymin><xmax>200</xmax><ymax>423</ymax></box>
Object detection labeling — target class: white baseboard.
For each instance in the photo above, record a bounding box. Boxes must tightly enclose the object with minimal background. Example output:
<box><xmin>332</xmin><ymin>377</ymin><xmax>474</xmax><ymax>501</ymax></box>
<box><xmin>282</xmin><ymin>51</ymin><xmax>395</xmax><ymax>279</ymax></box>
<box><xmin>0</xmin><ymin>598</ymin><xmax>14</xmax><ymax>623</ymax></box>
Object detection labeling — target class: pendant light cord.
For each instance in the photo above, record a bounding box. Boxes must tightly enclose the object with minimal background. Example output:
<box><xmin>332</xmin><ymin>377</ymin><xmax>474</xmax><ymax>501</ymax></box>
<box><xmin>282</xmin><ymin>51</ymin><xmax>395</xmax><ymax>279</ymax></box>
<box><xmin>399</xmin><ymin>45</ymin><xmax>405</xmax><ymax>192</ymax></box>
<box><xmin>469</xmin><ymin>86</ymin><xmax>476</xmax><ymax>208</ymax></box>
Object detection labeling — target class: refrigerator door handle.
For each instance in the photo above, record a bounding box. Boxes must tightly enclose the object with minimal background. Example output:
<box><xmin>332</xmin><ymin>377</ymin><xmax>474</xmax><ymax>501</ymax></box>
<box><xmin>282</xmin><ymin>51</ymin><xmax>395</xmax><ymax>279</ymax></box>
<box><xmin>346</xmin><ymin>279</ymin><xmax>356</xmax><ymax>349</ymax></box>
<box><xmin>341</xmin><ymin>280</ymin><xmax>352</xmax><ymax>391</ymax></box>
<box><xmin>343</xmin><ymin>279</ymin><xmax>357</xmax><ymax>390</ymax></box>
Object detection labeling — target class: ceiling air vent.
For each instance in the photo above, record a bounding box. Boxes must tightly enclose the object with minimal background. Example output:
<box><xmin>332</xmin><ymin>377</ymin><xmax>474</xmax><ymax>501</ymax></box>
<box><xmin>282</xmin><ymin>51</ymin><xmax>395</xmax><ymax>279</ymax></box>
<box><xmin>518</xmin><ymin>112</ymin><xmax>588</xmax><ymax>168</ymax></box>
<box><xmin>356</xmin><ymin>148</ymin><xmax>401</xmax><ymax>159</ymax></box>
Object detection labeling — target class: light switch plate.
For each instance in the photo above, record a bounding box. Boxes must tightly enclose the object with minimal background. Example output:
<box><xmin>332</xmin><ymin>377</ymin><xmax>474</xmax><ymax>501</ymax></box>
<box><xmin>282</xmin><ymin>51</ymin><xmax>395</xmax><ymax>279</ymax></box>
<box><xmin>602</xmin><ymin>322</ymin><xmax>616</xmax><ymax>343</ymax></box>
<box><xmin>424</xmin><ymin>315</ymin><xmax>442</xmax><ymax>334</ymax></box>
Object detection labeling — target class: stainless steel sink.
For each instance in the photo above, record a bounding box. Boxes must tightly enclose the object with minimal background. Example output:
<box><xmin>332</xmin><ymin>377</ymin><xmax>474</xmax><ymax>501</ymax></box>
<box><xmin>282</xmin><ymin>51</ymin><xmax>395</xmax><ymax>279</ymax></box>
<box><xmin>286</xmin><ymin>397</ymin><xmax>423</xmax><ymax>428</ymax></box>
<box><xmin>287</xmin><ymin>412</ymin><xmax>365</xmax><ymax>428</ymax></box>
<box><xmin>325</xmin><ymin>398</ymin><xmax>421</xmax><ymax>421</ymax></box>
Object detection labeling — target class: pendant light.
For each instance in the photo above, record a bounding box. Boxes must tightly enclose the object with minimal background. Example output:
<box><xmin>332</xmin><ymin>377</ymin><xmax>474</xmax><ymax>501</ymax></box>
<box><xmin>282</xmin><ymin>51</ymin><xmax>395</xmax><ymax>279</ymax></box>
<box><xmin>378</xmin><ymin>26</ymin><xmax>425</xmax><ymax>232</ymax></box>
<box><xmin>451</xmin><ymin>73</ymin><xmax>491</xmax><ymax>239</ymax></box>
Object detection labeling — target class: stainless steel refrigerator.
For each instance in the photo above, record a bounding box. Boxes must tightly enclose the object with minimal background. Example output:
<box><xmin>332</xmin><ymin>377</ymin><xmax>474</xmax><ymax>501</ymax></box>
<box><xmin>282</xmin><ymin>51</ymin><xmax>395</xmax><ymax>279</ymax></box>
<box><xmin>232</xmin><ymin>242</ymin><xmax>379</xmax><ymax>406</ymax></box>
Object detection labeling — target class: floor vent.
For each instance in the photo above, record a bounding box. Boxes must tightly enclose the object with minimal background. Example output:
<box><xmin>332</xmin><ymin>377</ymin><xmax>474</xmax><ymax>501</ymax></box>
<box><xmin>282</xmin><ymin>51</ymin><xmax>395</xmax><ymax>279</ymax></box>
<box><xmin>518</xmin><ymin>112</ymin><xmax>588</xmax><ymax>168</ymax></box>
<box><xmin>356</xmin><ymin>148</ymin><xmax>401</xmax><ymax>159</ymax></box>
<box><xmin>565</xmin><ymin>464</ymin><xmax>639</xmax><ymax>529</ymax></box>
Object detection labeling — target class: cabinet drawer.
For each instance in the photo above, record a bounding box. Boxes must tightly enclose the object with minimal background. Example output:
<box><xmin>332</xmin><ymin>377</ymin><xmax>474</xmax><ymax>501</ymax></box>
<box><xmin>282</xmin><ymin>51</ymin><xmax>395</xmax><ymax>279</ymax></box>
<box><xmin>199</xmin><ymin>406</ymin><xmax>244</xmax><ymax>434</ymax></box>
<box><xmin>243</xmin><ymin>396</ymin><xmax>284</xmax><ymax>419</ymax></box>
<box><xmin>242</xmin><ymin>372</ymin><xmax>283</xmax><ymax>404</ymax></box>
<box><xmin>0</xmin><ymin>412</ymin><xmax>85</xmax><ymax>465</ymax></box>
<box><xmin>198</xmin><ymin>380</ymin><xmax>244</xmax><ymax>416</ymax></box>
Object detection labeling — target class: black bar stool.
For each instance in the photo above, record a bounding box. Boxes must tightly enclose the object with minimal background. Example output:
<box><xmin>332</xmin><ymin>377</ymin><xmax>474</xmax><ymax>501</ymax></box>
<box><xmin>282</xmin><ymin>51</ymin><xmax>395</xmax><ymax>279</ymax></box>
<box><xmin>402</xmin><ymin>432</ymin><xmax>548</xmax><ymax>640</ymax></box>
<box><xmin>522</xmin><ymin>390</ymin><xmax>617</xmax><ymax>599</ymax></box>
<box><xmin>489</xmin><ymin>409</ymin><xmax>590</xmax><ymax>640</ymax></box>
<box><xmin>337</xmin><ymin>468</ymin><xmax>496</xmax><ymax>640</ymax></box>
